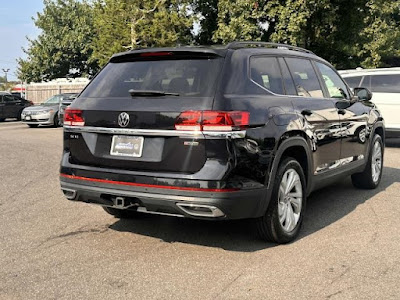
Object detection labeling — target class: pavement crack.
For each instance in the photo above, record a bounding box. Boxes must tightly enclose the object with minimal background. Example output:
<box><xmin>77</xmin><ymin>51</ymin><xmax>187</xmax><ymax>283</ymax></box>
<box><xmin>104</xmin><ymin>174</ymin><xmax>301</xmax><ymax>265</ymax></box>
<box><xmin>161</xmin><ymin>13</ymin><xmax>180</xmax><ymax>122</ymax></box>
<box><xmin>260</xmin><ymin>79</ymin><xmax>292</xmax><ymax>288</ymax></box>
<box><xmin>326</xmin><ymin>290</ymin><xmax>342</xmax><ymax>299</ymax></box>
<box><xmin>330</xmin><ymin>264</ymin><xmax>352</xmax><ymax>285</ymax></box>
<box><xmin>214</xmin><ymin>273</ymin><xmax>243</xmax><ymax>299</ymax></box>
<box><xmin>38</xmin><ymin>226</ymin><xmax>109</xmax><ymax>248</ymax></box>
<box><xmin>51</xmin><ymin>228</ymin><xmax>108</xmax><ymax>240</ymax></box>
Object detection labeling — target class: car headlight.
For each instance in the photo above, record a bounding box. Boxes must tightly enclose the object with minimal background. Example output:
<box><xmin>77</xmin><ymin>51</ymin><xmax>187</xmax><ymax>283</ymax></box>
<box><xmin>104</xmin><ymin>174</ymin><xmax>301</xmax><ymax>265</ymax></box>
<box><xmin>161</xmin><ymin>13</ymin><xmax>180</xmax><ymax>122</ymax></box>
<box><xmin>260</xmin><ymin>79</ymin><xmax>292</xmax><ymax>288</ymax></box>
<box><xmin>38</xmin><ymin>109</ymin><xmax>53</xmax><ymax>114</ymax></box>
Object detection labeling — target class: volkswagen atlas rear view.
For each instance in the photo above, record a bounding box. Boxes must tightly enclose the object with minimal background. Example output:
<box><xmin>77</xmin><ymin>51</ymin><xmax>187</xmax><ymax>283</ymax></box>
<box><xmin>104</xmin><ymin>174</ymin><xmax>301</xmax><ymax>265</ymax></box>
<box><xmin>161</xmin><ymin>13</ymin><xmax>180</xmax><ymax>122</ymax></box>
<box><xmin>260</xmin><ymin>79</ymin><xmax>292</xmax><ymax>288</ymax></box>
<box><xmin>60</xmin><ymin>42</ymin><xmax>384</xmax><ymax>243</ymax></box>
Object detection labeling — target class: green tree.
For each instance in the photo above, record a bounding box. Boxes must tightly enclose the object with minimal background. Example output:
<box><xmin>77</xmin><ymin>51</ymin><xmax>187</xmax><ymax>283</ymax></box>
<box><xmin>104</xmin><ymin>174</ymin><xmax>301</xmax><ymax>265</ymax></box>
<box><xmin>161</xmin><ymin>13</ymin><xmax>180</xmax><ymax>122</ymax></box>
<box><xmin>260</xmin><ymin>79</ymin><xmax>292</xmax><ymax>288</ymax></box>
<box><xmin>212</xmin><ymin>0</ymin><xmax>268</xmax><ymax>43</ymax></box>
<box><xmin>192</xmin><ymin>0</ymin><xmax>219</xmax><ymax>45</ymax></box>
<box><xmin>359</xmin><ymin>0</ymin><xmax>400</xmax><ymax>68</ymax></box>
<box><xmin>17</xmin><ymin>0</ymin><xmax>98</xmax><ymax>82</ymax></box>
<box><xmin>210</xmin><ymin>0</ymin><xmax>400</xmax><ymax>69</ymax></box>
<box><xmin>91</xmin><ymin>0</ymin><xmax>194</xmax><ymax>67</ymax></box>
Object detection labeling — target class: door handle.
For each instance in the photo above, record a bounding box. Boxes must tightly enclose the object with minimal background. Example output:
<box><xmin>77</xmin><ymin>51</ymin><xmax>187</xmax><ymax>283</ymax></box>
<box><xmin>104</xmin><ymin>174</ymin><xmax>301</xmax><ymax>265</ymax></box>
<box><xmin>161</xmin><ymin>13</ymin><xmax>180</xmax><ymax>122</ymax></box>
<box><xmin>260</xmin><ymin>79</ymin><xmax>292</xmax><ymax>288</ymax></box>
<box><xmin>338</xmin><ymin>109</ymin><xmax>346</xmax><ymax>115</ymax></box>
<box><xmin>301</xmin><ymin>109</ymin><xmax>313</xmax><ymax>116</ymax></box>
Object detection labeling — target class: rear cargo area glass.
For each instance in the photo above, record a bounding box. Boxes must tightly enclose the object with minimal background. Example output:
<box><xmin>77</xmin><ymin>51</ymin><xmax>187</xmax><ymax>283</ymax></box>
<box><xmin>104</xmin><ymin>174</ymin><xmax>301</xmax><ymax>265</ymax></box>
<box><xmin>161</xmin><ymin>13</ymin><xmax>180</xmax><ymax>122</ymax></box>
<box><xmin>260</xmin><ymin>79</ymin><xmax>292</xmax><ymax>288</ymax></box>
<box><xmin>81</xmin><ymin>58</ymin><xmax>223</xmax><ymax>98</ymax></box>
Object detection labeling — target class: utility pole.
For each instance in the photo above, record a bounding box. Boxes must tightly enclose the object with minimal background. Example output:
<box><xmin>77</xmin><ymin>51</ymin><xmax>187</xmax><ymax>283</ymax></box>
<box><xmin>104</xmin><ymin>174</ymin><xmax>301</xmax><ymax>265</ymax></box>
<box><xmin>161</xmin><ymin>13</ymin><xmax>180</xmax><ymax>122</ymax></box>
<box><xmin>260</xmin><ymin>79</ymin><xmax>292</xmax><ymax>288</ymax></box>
<box><xmin>2</xmin><ymin>68</ymin><xmax>10</xmax><ymax>83</ymax></box>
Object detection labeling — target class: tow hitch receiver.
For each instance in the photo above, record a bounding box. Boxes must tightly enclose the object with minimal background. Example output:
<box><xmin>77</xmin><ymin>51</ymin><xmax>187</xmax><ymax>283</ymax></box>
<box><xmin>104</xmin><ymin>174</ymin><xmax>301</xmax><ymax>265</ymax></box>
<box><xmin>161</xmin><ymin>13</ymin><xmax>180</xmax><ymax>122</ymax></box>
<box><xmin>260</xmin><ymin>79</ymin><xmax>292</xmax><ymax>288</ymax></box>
<box><xmin>113</xmin><ymin>196</ymin><xmax>126</xmax><ymax>209</ymax></box>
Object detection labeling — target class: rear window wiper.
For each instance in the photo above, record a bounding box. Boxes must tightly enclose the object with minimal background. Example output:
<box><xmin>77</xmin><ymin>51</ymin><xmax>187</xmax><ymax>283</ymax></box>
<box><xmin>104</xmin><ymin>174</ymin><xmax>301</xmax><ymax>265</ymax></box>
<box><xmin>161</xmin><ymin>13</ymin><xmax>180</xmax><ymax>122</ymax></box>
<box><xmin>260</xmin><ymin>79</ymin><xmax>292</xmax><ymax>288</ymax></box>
<box><xmin>129</xmin><ymin>89</ymin><xmax>179</xmax><ymax>97</ymax></box>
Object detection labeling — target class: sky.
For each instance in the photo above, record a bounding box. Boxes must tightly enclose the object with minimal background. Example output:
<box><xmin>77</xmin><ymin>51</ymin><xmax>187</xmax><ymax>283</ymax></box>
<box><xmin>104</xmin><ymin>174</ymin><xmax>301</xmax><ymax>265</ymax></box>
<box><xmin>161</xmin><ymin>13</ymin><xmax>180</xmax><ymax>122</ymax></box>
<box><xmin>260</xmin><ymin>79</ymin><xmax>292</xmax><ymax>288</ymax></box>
<box><xmin>0</xmin><ymin>1</ymin><xmax>44</xmax><ymax>81</ymax></box>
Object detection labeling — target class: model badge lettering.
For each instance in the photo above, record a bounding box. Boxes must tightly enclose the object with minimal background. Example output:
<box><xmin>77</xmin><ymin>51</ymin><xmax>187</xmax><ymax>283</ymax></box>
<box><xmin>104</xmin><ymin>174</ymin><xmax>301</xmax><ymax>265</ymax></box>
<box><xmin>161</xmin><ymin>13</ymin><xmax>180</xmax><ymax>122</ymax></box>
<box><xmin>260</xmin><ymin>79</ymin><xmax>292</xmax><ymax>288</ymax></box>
<box><xmin>184</xmin><ymin>141</ymin><xmax>199</xmax><ymax>146</ymax></box>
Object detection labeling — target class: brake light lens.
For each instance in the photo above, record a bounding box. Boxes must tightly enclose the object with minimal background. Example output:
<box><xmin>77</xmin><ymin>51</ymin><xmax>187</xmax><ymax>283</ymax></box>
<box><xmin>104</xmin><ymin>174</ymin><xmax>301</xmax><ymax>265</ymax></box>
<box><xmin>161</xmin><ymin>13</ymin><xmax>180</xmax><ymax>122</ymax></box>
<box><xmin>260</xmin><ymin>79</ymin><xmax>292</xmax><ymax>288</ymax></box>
<box><xmin>64</xmin><ymin>108</ymin><xmax>84</xmax><ymax>126</ymax></box>
<box><xmin>140</xmin><ymin>52</ymin><xmax>173</xmax><ymax>57</ymax></box>
<box><xmin>175</xmin><ymin>111</ymin><xmax>249</xmax><ymax>131</ymax></box>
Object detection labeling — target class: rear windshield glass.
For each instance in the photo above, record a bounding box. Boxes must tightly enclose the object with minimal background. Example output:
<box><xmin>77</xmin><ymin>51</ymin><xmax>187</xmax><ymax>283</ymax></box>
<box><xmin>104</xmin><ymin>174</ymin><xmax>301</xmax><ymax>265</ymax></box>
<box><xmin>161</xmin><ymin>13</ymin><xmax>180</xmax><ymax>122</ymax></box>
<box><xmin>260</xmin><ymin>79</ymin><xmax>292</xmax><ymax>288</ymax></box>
<box><xmin>80</xmin><ymin>58</ymin><xmax>223</xmax><ymax>98</ymax></box>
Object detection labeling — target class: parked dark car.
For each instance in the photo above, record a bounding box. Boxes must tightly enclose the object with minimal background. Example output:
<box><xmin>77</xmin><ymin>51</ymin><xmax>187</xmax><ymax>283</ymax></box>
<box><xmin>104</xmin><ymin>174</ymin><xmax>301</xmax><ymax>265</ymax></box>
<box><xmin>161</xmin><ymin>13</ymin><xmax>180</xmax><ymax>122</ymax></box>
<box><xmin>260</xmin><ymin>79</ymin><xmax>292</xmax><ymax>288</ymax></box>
<box><xmin>60</xmin><ymin>42</ymin><xmax>384</xmax><ymax>243</ymax></box>
<box><xmin>58</xmin><ymin>93</ymin><xmax>78</xmax><ymax>126</ymax></box>
<box><xmin>0</xmin><ymin>92</ymin><xmax>33</xmax><ymax>121</ymax></box>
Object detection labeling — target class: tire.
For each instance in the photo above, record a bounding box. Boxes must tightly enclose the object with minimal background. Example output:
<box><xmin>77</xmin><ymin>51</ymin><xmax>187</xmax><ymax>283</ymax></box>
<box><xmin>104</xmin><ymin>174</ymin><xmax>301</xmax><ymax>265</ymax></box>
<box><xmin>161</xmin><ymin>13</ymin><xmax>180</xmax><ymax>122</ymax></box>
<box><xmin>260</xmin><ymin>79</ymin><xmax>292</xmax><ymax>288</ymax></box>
<box><xmin>102</xmin><ymin>206</ymin><xmax>142</xmax><ymax>219</ymax></box>
<box><xmin>256</xmin><ymin>157</ymin><xmax>306</xmax><ymax>244</ymax></box>
<box><xmin>53</xmin><ymin>115</ymin><xmax>59</xmax><ymax>128</ymax></box>
<box><xmin>351</xmin><ymin>134</ymin><xmax>383</xmax><ymax>189</ymax></box>
<box><xmin>28</xmin><ymin>124</ymin><xmax>39</xmax><ymax>128</ymax></box>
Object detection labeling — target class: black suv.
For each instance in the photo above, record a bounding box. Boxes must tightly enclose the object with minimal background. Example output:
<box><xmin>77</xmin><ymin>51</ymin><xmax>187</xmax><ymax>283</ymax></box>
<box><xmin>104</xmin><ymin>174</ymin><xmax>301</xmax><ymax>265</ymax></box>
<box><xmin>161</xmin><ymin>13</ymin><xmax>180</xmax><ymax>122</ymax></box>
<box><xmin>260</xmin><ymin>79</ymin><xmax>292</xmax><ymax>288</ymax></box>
<box><xmin>60</xmin><ymin>42</ymin><xmax>384</xmax><ymax>243</ymax></box>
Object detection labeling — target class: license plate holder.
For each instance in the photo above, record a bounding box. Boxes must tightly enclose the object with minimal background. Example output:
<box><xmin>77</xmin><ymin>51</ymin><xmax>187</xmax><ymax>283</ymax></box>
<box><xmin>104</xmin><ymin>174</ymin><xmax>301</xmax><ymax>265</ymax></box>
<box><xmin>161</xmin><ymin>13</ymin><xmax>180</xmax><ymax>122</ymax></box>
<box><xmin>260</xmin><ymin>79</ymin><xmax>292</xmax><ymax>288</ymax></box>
<box><xmin>110</xmin><ymin>135</ymin><xmax>144</xmax><ymax>157</ymax></box>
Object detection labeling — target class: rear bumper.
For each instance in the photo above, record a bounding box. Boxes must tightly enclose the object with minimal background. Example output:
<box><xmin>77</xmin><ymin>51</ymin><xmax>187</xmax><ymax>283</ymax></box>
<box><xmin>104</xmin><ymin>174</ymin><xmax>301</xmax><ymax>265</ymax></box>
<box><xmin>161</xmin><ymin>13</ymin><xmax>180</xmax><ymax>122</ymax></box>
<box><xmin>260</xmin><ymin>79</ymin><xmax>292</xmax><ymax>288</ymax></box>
<box><xmin>60</xmin><ymin>174</ymin><xmax>268</xmax><ymax>220</ymax></box>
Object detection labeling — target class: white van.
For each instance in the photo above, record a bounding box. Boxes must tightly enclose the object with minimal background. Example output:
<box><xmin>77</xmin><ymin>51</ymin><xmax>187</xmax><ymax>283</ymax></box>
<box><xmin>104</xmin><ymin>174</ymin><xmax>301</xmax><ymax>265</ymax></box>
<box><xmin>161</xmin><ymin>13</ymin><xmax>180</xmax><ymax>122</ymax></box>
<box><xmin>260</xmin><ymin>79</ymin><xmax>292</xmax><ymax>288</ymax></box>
<box><xmin>339</xmin><ymin>67</ymin><xmax>400</xmax><ymax>137</ymax></box>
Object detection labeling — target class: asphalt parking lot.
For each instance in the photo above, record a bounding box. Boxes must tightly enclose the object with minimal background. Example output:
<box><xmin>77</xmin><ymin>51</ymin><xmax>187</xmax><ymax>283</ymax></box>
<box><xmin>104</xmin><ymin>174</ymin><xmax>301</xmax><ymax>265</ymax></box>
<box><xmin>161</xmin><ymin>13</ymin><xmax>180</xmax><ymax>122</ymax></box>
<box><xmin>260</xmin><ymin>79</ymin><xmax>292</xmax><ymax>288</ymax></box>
<box><xmin>0</xmin><ymin>120</ymin><xmax>399</xmax><ymax>300</ymax></box>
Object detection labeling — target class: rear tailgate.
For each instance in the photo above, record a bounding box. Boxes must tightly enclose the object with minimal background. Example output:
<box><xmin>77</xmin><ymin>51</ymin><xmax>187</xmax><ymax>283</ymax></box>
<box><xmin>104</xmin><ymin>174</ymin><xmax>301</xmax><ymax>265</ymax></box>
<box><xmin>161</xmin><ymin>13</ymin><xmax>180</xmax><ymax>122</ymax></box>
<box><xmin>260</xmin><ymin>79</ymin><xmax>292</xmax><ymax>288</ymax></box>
<box><xmin>65</xmin><ymin>51</ymin><xmax>225</xmax><ymax>174</ymax></box>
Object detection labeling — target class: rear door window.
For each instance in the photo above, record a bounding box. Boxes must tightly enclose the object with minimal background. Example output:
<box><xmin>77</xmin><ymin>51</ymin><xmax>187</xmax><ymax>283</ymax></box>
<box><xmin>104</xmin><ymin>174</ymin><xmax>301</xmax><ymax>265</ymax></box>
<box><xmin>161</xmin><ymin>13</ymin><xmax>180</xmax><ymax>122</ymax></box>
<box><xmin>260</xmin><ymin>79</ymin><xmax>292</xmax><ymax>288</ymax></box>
<box><xmin>315</xmin><ymin>62</ymin><xmax>350</xmax><ymax>99</ymax></box>
<box><xmin>343</xmin><ymin>76</ymin><xmax>362</xmax><ymax>88</ymax></box>
<box><xmin>250</xmin><ymin>56</ymin><xmax>284</xmax><ymax>94</ymax></box>
<box><xmin>278</xmin><ymin>57</ymin><xmax>297</xmax><ymax>95</ymax></box>
<box><xmin>80</xmin><ymin>57</ymin><xmax>223</xmax><ymax>98</ymax></box>
<box><xmin>285</xmin><ymin>57</ymin><xmax>324</xmax><ymax>98</ymax></box>
<box><xmin>3</xmin><ymin>95</ymin><xmax>15</xmax><ymax>103</ymax></box>
<box><xmin>370</xmin><ymin>74</ymin><xmax>400</xmax><ymax>93</ymax></box>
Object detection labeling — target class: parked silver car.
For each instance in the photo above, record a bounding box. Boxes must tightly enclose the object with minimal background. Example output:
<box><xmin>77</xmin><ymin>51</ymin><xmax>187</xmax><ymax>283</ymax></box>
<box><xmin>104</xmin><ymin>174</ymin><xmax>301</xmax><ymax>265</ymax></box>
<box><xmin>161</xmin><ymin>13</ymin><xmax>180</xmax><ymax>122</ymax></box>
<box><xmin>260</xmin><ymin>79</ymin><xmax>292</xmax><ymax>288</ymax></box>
<box><xmin>21</xmin><ymin>93</ymin><xmax>75</xmax><ymax>128</ymax></box>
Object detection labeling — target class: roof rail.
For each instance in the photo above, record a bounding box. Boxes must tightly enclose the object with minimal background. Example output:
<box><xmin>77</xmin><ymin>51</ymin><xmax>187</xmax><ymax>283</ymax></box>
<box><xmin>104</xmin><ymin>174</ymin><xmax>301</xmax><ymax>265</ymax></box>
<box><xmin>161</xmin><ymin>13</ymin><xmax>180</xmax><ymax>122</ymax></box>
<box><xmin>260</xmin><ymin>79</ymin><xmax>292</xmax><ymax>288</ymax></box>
<box><xmin>226</xmin><ymin>41</ymin><xmax>314</xmax><ymax>54</ymax></box>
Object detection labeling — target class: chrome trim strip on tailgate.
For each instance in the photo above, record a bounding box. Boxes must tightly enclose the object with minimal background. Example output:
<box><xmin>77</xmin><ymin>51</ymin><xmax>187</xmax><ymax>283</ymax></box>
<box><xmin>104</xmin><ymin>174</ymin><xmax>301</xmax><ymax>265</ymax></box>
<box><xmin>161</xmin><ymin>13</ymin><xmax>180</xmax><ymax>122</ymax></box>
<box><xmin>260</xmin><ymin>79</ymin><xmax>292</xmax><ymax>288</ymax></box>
<box><xmin>63</xmin><ymin>126</ymin><xmax>246</xmax><ymax>139</ymax></box>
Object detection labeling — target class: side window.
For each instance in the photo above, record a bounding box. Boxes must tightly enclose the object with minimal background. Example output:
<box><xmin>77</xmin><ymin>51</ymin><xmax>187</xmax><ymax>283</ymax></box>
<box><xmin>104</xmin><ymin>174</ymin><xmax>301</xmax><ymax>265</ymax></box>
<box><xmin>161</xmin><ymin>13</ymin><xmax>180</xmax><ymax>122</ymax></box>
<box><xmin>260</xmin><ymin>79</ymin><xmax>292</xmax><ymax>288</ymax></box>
<box><xmin>315</xmin><ymin>62</ymin><xmax>350</xmax><ymax>99</ymax></box>
<box><xmin>3</xmin><ymin>95</ymin><xmax>15</xmax><ymax>102</ymax></box>
<box><xmin>278</xmin><ymin>57</ymin><xmax>297</xmax><ymax>95</ymax></box>
<box><xmin>370</xmin><ymin>74</ymin><xmax>400</xmax><ymax>93</ymax></box>
<box><xmin>250</xmin><ymin>56</ymin><xmax>284</xmax><ymax>94</ymax></box>
<box><xmin>343</xmin><ymin>76</ymin><xmax>362</xmax><ymax>88</ymax></box>
<box><xmin>285</xmin><ymin>57</ymin><xmax>324</xmax><ymax>98</ymax></box>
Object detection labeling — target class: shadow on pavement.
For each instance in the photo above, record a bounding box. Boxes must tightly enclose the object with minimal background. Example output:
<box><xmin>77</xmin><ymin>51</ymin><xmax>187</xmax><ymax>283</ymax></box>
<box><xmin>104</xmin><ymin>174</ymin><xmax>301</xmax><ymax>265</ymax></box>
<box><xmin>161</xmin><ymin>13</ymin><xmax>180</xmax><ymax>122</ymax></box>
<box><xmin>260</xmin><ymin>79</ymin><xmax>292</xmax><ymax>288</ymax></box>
<box><xmin>109</xmin><ymin>166</ymin><xmax>400</xmax><ymax>252</ymax></box>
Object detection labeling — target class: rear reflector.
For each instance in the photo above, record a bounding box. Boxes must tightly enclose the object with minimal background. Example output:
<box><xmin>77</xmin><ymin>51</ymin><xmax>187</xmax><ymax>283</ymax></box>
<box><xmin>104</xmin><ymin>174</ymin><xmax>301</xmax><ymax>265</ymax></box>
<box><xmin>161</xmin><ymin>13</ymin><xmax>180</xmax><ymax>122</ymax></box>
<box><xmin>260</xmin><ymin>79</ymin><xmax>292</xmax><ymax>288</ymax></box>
<box><xmin>175</xmin><ymin>111</ymin><xmax>249</xmax><ymax>131</ymax></box>
<box><xmin>60</xmin><ymin>173</ymin><xmax>239</xmax><ymax>192</ymax></box>
<box><xmin>64</xmin><ymin>108</ymin><xmax>84</xmax><ymax>126</ymax></box>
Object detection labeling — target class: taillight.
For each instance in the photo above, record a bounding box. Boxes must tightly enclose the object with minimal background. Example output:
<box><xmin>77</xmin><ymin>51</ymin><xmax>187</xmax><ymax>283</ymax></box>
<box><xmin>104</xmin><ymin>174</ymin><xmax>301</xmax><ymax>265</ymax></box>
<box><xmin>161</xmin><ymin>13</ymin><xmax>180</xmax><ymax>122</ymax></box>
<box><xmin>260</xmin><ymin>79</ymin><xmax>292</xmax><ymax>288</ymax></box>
<box><xmin>175</xmin><ymin>111</ymin><xmax>249</xmax><ymax>131</ymax></box>
<box><xmin>140</xmin><ymin>52</ymin><xmax>173</xmax><ymax>57</ymax></box>
<box><xmin>64</xmin><ymin>108</ymin><xmax>84</xmax><ymax>126</ymax></box>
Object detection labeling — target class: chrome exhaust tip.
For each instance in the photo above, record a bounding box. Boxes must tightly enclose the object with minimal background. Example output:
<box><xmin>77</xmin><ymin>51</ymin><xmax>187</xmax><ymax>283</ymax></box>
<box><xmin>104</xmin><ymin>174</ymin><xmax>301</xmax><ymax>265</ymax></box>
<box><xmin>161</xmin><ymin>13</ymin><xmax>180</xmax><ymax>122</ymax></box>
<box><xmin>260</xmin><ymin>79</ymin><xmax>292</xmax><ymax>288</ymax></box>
<box><xmin>62</xmin><ymin>188</ymin><xmax>77</xmax><ymax>200</ymax></box>
<box><xmin>176</xmin><ymin>203</ymin><xmax>225</xmax><ymax>218</ymax></box>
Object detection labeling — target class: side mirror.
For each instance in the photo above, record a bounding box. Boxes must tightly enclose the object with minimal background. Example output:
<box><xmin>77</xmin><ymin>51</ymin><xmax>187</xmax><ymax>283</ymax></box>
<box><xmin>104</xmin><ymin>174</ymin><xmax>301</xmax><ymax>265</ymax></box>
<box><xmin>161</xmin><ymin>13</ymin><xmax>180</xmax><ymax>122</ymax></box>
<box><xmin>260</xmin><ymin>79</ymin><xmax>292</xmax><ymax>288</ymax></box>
<box><xmin>336</xmin><ymin>100</ymin><xmax>351</xmax><ymax>110</ymax></box>
<box><xmin>353</xmin><ymin>87</ymin><xmax>372</xmax><ymax>101</ymax></box>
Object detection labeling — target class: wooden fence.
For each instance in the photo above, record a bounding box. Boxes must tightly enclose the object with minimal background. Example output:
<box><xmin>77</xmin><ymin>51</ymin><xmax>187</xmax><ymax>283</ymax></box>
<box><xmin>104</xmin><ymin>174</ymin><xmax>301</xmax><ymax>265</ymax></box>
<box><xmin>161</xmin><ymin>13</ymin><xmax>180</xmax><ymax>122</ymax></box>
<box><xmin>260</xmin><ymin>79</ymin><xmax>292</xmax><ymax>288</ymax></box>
<box><xmin>25</xmin><ymin>83</ymin><xmax>88</xmax><ymax>104</ymax></box>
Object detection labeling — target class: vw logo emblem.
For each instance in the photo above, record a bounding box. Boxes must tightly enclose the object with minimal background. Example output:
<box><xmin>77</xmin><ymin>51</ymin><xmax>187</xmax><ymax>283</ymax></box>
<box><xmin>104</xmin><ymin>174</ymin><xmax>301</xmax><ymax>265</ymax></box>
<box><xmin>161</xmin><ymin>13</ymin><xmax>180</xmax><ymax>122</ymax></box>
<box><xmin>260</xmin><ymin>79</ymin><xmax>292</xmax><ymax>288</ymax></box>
<box><xmin>118</xmin><ymin>112</ymin><xmax>130</xmax><ymax>127</ymax></box>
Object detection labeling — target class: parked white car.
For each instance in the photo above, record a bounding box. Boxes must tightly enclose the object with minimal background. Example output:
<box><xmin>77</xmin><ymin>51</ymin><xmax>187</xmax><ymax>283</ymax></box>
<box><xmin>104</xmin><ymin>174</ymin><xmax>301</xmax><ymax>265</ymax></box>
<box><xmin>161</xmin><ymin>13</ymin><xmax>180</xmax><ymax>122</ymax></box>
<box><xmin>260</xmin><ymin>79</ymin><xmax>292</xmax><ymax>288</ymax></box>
<box><xmin>339</xmin><ymin>67</ymin><xmax>400</xmax><ymax>137</ymax></box>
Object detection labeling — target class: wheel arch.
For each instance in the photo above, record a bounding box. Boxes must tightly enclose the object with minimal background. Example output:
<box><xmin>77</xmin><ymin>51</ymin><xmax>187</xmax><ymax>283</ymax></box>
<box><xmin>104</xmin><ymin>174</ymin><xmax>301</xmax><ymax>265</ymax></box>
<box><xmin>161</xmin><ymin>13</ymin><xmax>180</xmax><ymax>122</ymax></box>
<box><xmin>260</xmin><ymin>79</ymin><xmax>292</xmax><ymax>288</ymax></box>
<box><xmin>259</xmin><ymin>133</ymin><xmax>313</xmax><ymax>216</ymax></box>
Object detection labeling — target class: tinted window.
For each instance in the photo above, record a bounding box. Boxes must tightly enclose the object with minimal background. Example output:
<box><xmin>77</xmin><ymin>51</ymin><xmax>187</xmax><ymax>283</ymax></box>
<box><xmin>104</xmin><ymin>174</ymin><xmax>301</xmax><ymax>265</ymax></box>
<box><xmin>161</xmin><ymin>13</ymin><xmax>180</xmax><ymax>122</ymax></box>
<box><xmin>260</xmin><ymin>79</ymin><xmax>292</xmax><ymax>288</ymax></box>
<box><xmin>81</xmin><ymin>58</ymin><xmax>223</xmax><ymax>98</ymax></box>
<box><xmin>250</xmin><ymin>57</ymin><xmax>284</xmax><ymax>94</ymax></box>
<box><xmin>43</xmin><ymin>95</ymin><xmax>63</xmax><ymax>105</ymax></box>
<box><xmin>343</xmin><ymin>76</ymin><xmax>362</xmax><ymax>88</ymax></box>
<box><xmin>316</xmin><ymin>62</ymin><xmax>349</xmax><ymax>99</ymax></box>
<box><xmin>3</xmin><ymin>95</ymin><xmax>15</xmax><ymax>102</ymax></box>
<box><xmin>278</xmin><ymin>57</ymin><xmax>297</xmax><ymax>95</ymax></box>
<box><xmin>285</xmin><ymin>58</ymin><xmax>324</xmax><ymax>98</ymax></box>
<box><xmin>370</xmin><ymin>74</ymin><xmax>400</xmax><ymax>93</ymax></box>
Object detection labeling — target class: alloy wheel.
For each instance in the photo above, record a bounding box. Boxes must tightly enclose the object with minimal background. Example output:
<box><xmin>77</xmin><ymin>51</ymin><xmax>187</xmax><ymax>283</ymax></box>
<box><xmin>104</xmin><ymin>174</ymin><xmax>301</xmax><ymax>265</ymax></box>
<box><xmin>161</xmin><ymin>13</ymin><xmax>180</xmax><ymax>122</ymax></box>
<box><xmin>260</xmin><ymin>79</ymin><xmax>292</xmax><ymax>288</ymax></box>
<box><xmin>278</xmin><ymin>169</ymin><xmax>303</xmax><ymax>233</ymax></box>
<box><xmin>371</xmin><ymin>140</ymin><xmax>382</xmax><ymax>183</ymax></box>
